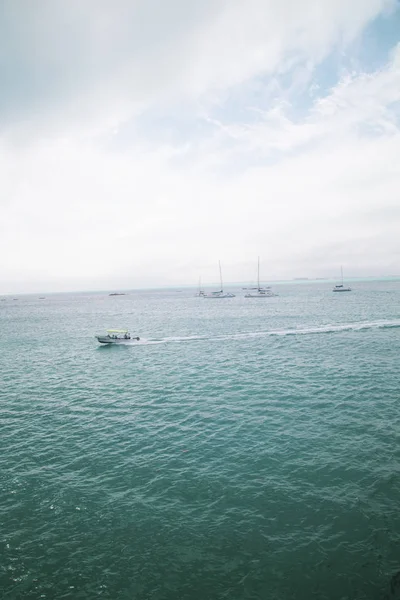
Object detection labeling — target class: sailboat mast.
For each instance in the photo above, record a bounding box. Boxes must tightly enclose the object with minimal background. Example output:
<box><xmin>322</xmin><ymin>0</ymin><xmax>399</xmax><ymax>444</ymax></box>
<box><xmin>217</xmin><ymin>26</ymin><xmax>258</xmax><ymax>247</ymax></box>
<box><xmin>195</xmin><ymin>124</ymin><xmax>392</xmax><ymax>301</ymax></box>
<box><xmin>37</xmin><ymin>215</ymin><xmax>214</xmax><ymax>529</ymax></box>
<box><xmin>341</xmin><ymin>265</ymin><xmax>343</xmax><ymax>285</ymax></box>
<box><xmin>219</xmin><ymin>260</ymin><xmax>223</xmax><ymax>292</ymax></box>
<box><xmin>257</xmin><ymin>256</ymin><xmax>260</xmax><ymax>290</ymax></box>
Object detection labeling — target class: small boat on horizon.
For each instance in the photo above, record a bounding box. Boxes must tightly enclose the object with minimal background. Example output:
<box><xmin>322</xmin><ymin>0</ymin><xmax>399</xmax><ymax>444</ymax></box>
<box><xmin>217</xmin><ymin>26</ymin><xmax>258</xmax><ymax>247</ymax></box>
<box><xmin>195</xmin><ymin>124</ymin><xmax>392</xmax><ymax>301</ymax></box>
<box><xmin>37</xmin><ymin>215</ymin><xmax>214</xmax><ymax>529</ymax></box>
<box><xmin>203</xmin><ymin>261</ymin><xmax>235</xmax><ymax>298</ymax></box>
<box><xmin>109</xmin><ymin>292</ymin><xmax>126</xmax><ymax>296</ymax></box>
<box><xmin>333</xmin><ymin>267</ymin><xmax>352</xmax><ymax>292</ymax></box>
<box><xmin>245</xmin><ymin>257</ymin><xmax>278</xmax><ymax>298</ymax></box>
<box><xmin>195</xmin><ymin>277</ymin><xmax>206</xmax><ymax>297</ymax></box>
<box><xmin>95</xmin><ymin>329</ymin><xmax>140</xmax><ymax>344</ymax></box>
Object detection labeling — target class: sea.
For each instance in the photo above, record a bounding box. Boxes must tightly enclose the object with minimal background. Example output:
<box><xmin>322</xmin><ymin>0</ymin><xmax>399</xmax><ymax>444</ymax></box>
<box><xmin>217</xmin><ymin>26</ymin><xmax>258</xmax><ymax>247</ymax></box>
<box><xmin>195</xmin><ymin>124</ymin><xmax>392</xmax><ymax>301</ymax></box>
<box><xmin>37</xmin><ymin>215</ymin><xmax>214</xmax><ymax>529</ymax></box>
<box><xmin>1</xmin><ymin>279</ymin><xmax>400</xmax><ymax>600</ymax></box>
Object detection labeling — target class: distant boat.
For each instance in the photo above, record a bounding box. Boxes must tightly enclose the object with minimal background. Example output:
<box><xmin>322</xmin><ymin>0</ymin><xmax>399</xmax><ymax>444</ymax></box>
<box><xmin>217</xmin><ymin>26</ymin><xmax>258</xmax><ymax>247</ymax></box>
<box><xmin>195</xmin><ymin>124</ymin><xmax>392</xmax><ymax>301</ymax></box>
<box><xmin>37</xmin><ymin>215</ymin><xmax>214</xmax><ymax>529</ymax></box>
<box><xmin>109</xmin><ymin>292</ymin><xmax>126</xmax><ymax>296</ymax></box>
<box><xmin>333</xmin><ymin>266</ymin><xmax>351</xmax><ymax>292</ymax></box>
<box><xmin>204</xmin><ymin>261</ymin><xmax>235</xmax><ymax>298</ymax></box>
<box><xmin>245</xmin><ymin>257</ymin><xmax>278</xmax><ymax>298</ymax></box>
<box><xmin>95</xmin><ymin>329</ymin><xmax>140</xmax><ymax>344</ymax></box>
<box><xmin>195</xmin><ymin>277</ymin><xmax>206</xmax><ymax>297</ymax></box>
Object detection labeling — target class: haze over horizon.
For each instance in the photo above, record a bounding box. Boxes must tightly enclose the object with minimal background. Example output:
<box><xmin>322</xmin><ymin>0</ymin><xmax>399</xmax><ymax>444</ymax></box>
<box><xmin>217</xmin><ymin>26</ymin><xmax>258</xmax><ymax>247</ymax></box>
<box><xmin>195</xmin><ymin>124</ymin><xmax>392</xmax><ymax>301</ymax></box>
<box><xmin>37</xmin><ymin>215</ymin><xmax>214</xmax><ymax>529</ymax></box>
<box><xmin>1</xmin><ymin>0</ymin><xmax>400</xmax><ymax>294</ymax></box>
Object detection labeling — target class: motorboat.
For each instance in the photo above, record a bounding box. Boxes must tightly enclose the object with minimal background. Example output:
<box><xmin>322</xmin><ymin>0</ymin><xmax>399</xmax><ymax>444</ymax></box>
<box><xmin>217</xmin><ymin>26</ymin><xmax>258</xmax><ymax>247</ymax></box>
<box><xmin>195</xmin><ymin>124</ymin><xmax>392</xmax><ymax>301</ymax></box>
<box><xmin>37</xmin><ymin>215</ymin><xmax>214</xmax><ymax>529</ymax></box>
<box><xmin>96</xmin><ymin>329</ymin><xmax>140</xmax><ymax>344</ymax></box>
<box><xmin>204</xmin><ymin>261</ymin><xmax>235</xmax><ymax>298</ymax></box>
<box><xmin>333</xmin><ymin>267</ymin><xmax>351</xmax><ymax>292</ymax></box>
<box><xmin>245</xmin><ymin>257</ymin><xmax>278</xmax><ymax>297</ymax></box>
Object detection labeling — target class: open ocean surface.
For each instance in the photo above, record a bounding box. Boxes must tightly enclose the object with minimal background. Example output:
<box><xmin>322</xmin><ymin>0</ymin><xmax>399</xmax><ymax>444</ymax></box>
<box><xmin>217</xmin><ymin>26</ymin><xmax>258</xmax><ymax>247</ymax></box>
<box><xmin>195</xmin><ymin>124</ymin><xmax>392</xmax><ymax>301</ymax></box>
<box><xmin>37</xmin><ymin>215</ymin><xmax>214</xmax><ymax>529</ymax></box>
<box><xmin>1</xmin><ymin>279</ymin><xmax>400</xmax><ymax>600</ymax></box>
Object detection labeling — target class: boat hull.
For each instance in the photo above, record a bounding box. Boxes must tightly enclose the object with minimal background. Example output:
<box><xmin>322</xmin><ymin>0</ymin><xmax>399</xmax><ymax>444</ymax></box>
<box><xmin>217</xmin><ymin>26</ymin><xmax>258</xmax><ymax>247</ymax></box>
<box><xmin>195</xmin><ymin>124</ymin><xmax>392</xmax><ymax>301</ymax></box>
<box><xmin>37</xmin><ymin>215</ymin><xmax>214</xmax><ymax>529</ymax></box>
<box><xmin>96</xmin><ymin>336</ymin><xmax>140</xmax><ymax>344</ymax></box>
<box><xmin>245</xmin><ymin>294</ymin><xmax>277</xmax><ymax>298</ymax></box>
<box><xmin>203</xmin><ymin>293</ymin><xmax>235</xmax><ymax>298</ymax></box>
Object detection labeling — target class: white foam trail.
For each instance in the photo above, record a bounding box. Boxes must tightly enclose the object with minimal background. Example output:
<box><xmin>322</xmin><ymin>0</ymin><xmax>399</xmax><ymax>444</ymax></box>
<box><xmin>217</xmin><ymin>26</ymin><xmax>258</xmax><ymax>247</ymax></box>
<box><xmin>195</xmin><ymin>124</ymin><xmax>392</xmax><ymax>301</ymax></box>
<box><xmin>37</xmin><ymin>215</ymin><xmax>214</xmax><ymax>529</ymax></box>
<box><xmin>127</xmin><ymin>320</ymin><xmax>400</xmax><ymax>347</ymax></box>
<box><xmin>125</xmin><ymin>338</ymin><xmax>164</xmax><ymax>346</ymax></box>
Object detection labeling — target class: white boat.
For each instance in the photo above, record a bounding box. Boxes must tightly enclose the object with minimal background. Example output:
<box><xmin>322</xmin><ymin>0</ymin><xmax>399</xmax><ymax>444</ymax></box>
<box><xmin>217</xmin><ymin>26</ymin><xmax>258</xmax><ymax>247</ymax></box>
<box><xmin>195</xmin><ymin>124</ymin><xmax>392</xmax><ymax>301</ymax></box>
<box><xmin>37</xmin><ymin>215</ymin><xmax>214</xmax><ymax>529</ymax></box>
<box><xmin>204</xmin><ymin>261</ymin><xmax>235</xmax><ymax>298</ymax></box>
<box><xmin>332</xmin><ymin>267</ymin><xmax>351</xmax><ymax>292</ymax></box>
<box><xmin>245</xmin><ymin>257</ymin><xmax>278</xmax><ymax>298</ymax></box>
<box><xmin>195</xmin><ymin>277</ymin><xmax>206</xmax><ymax>297</ymax></box>
<box><xmin>95</xmin><ymin>329</ymin><xmax>140</xmax><ymax>344</ymax></box>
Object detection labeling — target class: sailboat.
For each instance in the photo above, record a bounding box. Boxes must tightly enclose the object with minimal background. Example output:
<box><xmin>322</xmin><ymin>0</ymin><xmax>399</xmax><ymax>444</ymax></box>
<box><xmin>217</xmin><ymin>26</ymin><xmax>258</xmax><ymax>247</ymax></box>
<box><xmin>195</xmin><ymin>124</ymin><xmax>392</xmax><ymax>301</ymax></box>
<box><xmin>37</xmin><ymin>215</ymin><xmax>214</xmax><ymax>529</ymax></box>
<box><xmin>332</xmin><ymin>266</ymin><xmax>352</xmax><ymax>292</ymax></box>
<box><xmin>204</xmin><ymin>261</ymin><xmax>235</xmax><ymax>298</ymax></box>
<box><xmin>245</xmin><ymin>257</ymin><xmax>278</xmax><ymax>298</ymax></box>
<box><xmin>195</xmin><ymin>277</ymin><xmax>205</xmax><ymax>297</ymax></box>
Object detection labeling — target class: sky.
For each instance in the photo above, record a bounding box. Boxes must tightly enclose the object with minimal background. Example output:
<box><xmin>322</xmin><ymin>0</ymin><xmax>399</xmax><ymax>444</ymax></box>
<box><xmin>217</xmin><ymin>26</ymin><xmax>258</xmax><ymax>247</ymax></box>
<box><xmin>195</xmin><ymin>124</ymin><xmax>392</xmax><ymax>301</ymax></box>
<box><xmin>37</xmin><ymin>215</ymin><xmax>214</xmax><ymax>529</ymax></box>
<box><xmin>1</xmin><ymin>0</ymin><xmax>400</xmax><ymax>293</ymax></box>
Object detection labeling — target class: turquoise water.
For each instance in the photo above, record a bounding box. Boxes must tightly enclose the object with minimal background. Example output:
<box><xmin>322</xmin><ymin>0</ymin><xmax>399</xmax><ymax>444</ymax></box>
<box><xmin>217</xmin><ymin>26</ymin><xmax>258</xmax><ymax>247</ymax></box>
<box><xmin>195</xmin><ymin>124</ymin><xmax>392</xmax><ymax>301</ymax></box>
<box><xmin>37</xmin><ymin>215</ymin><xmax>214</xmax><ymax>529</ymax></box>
<box><xmin>1</xmin><ymin>281</ymin><xmax>400</xmax><ymax>599</ymax></box>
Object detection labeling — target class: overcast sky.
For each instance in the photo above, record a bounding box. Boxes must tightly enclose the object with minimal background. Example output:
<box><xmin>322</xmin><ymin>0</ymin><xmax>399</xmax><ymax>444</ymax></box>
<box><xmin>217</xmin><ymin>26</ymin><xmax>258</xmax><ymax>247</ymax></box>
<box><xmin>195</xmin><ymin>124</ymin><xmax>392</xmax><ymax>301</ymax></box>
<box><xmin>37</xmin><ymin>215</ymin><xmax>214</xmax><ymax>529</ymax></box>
<box><xmin>1</xmin><ymin>0</ymin><xmax>400</xmax><ymax>293</ymax></box>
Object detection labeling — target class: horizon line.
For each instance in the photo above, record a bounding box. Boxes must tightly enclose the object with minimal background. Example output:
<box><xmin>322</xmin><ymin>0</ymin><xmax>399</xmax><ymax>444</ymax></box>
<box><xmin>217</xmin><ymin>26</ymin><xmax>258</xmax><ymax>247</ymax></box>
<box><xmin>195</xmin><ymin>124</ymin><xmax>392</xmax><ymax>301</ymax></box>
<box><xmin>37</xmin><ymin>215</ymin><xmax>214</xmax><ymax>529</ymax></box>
<box><xmin>1</xmin><ymin>275</ymin><xmax>400</xmax><ymax>296</ymax></box>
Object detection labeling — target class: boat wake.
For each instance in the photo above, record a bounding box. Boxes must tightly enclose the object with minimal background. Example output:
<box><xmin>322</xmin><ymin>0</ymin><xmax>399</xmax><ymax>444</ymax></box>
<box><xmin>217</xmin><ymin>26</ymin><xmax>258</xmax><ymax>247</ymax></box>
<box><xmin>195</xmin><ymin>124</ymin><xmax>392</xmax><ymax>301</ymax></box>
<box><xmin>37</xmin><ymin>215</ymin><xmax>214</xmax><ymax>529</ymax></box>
<box><xmin>122</xmin><ymin>319</ymin><xmax>400</xmax><ymax>347</ymax></box>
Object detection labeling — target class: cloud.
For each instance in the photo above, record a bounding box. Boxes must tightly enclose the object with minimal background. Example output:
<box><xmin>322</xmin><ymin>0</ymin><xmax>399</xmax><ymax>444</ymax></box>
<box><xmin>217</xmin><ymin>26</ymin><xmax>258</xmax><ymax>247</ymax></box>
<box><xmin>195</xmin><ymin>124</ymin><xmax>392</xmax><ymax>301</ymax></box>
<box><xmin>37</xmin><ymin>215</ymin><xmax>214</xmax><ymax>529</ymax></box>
<box><xmin>0</xmin><ymin>0</ymin><xmax>399</xmax><ymax>292</ymax></box>
<box><xmin>0</xmin><ymin>0</ymin><xmax>394</xmax><ymax>131</ymax></box>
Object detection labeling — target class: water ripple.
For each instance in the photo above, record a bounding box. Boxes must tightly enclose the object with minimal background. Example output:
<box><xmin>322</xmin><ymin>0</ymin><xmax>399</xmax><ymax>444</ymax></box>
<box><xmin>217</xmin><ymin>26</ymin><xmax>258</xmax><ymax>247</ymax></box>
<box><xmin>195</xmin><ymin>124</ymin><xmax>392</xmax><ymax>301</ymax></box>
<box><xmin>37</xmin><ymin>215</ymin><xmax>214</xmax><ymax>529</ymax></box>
<box><xmin>1</xmin><ymin>282</ymin><xmax>400</xmax><ymax>598</ymax></box>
